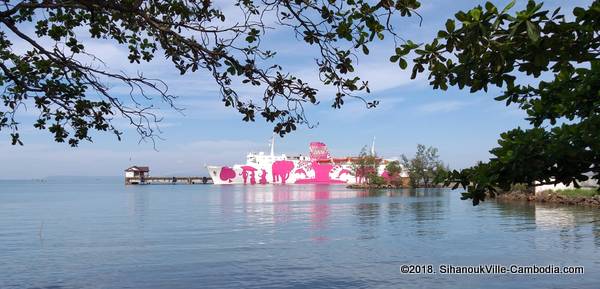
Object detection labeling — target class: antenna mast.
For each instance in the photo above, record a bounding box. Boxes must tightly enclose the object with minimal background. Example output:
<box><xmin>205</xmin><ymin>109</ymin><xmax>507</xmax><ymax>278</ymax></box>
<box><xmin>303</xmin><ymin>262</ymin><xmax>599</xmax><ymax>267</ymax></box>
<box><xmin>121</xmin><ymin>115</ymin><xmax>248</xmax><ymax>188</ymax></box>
<box><xmin>270</xmin><ymin>134</ymin><xmax>275</xmax><ymax>157</ymax></box>
<box><xmin>371</xmin><ymin>136</ymin><xmax>376</xmax><ymax>155</ymax></box>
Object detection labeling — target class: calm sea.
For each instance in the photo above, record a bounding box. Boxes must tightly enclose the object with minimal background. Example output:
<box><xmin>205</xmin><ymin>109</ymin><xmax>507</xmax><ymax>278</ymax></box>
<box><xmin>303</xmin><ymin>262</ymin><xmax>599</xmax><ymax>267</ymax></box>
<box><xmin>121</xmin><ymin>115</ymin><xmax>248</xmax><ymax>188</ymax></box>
<box><xmin>1</xmin><ymin>179</ymin><xmax>599</xmax><ymax>289</ymax></box>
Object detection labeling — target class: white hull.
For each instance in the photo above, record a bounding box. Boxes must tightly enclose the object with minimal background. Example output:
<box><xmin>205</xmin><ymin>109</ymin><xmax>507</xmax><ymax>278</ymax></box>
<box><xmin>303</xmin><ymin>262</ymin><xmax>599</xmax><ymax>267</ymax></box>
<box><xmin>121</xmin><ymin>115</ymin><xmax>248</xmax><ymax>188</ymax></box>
<box><xmin>207</xmin><ymin>141</ymin><xmax>396</xmax><ymax>185</ymax></box>
<box><xmin>207</xmin><ymin>163</ymin><xmax>357</xmax><ymax>185</ymax></box>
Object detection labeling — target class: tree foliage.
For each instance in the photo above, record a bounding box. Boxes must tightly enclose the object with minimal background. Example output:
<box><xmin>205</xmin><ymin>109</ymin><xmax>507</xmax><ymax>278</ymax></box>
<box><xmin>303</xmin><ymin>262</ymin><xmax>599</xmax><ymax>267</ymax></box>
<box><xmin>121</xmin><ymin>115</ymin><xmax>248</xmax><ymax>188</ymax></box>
<box><xmin>431</xmin><ymin>162</ymin><xmax>450</xmax><ymax>186</ymax></box>
<box><xmin>384</xmin><ymin>160</ymin><xmax>401</xmax><ymax>177</ymax></box>
<box><xmin>352</xmin><ymin>145</ymin><xmax>381</xmax><ymax>184</ymax></box>
<box><xmin>0</xmin><ymin>0</ymin><xmax>421</xmax><ymax>146</ymax></box>
<box><xmin>384</xmin><ymin>160</ymin><xmax>404</xmax><ymax>186</ymax></box>
<box><xmin>401</xmin><ymin>144</ymin><xmax>446</xmax><ymax>187</ymax></box>
<box><xmin>409</xmin><ymin>0</ymin><xmax>600</xmax><ymax>204</ymax></box>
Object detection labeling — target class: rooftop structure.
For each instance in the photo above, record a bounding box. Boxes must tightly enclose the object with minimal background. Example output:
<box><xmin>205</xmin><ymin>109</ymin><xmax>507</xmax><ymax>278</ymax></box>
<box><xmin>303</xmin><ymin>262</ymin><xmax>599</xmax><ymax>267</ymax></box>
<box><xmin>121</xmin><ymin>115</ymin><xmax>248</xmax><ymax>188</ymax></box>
<box><xmin>124</xmin><ymin>166</ymin><xmax>150</xmax><ymax>179</ymax></box>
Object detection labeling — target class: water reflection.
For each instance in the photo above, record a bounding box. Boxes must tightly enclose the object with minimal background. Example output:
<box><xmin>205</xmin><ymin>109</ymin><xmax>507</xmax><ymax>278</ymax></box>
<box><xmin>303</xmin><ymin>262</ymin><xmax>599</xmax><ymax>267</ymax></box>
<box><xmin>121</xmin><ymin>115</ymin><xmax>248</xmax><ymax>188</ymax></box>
<box><xmin>355</xmin><ymin>202</ymin><xmax>380</xmax><ymax>240</ymax></box>
<box><xmin>3</xmin><ymin>182</ymin><xmax>600</xmax><ymax>289</ymax></box>
<box><xmin>216</xmin><ymin>186</ymin><xmax>600</xmax><ymax>262</ymax></box>
<box><xmin>494</xmin><ymin>200</ymin><xmax>536</xmax><ymax>219</ymax></box>
<box><xmin>495</xmin><ymin>199</ymin><xmax>600</xmax><ymax>250</ymax></box>
<box><xmin>593</xmin><ymin>217</ymin><xmax>600</xmax><ymax>247</ymax></box>
<box><xmin>311</xmin><ymin>191</ymin><xmax>330</xmax><ymax>229</ymax></box>
<box><xmin>127</xmin><ymin>187</ymin><xmax>149</xmax><ymax>229</ymax></box>
<box><xmin>272</xmin><ymin>188</ymin><xmax>293</xmax><ymax>224</ymax></box>
<box><xmin>387</xmin><ymin>202</ymin><xmax>404</xmax><ymax>223</ymax></box>
<box><xmin>219</xmin><ymin>186</ymin><xmax>237</xmax><ymax>218</ymax></box>
<box><xmin>219</xmin><ymin>187</ymin><xmax>461</xmax><ymax>241</ymax></box>
<box><xmin>224</xmin><ymin>185</ymin><xmax>363</xmax><ymax>230</ymax></box>
<box><xmin>535</xmin><ymin>206</ymin><xmax>576</xmax><ymax>230</ymax></box>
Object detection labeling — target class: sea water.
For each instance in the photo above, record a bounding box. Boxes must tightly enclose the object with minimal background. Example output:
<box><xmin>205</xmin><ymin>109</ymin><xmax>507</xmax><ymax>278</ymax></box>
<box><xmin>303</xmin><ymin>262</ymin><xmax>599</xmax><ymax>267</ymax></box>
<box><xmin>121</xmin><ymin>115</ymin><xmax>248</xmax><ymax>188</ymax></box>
<box><xmin>1</xmin><ymin>179</ymin><xmax>599</xmax><ymax>288</ymax></box>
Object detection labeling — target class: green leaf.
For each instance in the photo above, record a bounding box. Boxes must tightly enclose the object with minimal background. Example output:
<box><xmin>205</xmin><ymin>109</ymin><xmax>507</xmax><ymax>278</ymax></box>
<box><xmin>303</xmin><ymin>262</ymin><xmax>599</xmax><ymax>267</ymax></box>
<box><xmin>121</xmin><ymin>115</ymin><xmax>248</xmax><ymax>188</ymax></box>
<box><xmin>526</xmin><ymin>21</ymin><xmax>540</xmax><ymax>42</ymax></box>
<box><xmin>455</xmin><ymin>11</ymin><xmax>468</xmax><ymax>22</ymax></box>
<box><xmin>362</xmin><ymin>45</ymin><xmax>369</xmax><ymax>55</ymax></box>
<box><xmin>469</xmin><ymin>8</ymin><xmax>482</xmax><ymax>20</ymax></box>
<box><xmin>445</xmin><ymin>19</ymin><xmax>455</xmax><ymax>33</ymax></box>
<box><xmin>501</xmin><ymin>0</ymin><xmax>516</xmax><ymax>14</ymax></box>
<box><xmin>399</xmin><ymin>58</ymin><xmax>408</xmax><ymax>69</ymax></box>
<box><xmin>573</xmin><ymin>7</ymin><xmax>585</xmax><ymax>17</ymax></box>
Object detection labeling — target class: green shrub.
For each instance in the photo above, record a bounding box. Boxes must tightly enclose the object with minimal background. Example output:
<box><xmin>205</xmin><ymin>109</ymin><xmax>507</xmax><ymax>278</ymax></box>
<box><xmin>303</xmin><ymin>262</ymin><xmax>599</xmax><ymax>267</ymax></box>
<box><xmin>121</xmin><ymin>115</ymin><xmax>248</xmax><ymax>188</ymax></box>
<box><xmin>556</xmin><ymin>189</ymin><xmax>599</xmax><ymax>198</ymax></box>
<box><xmin>368</xmin><ymin>175</ymin><xmax>386</xmax><ymax>186</ymax></box>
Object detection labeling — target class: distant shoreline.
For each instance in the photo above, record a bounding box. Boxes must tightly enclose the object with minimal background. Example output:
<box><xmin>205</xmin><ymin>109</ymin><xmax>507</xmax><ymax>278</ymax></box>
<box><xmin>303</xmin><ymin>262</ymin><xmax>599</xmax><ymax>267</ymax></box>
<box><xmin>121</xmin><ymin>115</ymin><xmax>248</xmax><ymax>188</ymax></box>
<box><xmin>347</xmin><ymin>184</ymin><xmax>410</xmax><ymax>190</ymax></box>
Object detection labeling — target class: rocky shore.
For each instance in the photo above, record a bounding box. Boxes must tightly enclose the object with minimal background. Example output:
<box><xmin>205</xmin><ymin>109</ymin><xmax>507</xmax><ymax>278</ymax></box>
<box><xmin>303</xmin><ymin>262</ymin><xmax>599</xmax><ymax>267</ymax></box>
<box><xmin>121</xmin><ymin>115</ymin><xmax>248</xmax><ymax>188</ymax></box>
<box><xmin>346</xmin><ymin>183</ymin><xmax>409</xmax><ymax>189</ymax></box>
<box><xmin>497</xmin><ymin>191</ymin><xmax>600</xmax><ymax>208</ymax></box>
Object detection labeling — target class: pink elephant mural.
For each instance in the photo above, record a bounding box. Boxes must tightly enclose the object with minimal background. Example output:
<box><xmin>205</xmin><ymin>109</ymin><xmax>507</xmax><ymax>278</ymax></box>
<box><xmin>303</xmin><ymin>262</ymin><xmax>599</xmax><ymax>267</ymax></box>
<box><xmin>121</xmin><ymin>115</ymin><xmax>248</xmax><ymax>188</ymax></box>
<box><xmin>294</xmin><ymin>142</ymin><xmax>346</xmax><ymax>184</ymax></box>
<box><xmin>240</xmin><ymin>166</ymin><xmax>257</xmax><ymax>184</ymax></box>
<box><xmin>337</xmin><ymin>168</ymin><xmax>352</xmax><ymax>178</ymax></box>
<box><xmin>272</xmin><ymin>160</ymin><xmax>295</xmax><ymax>184</ymax></box>
<box><xmin>259</xmin><ymin>169</ymin><xmax>268</xmax><ymax>184</ymax></box>
<box><xmin>312</xmin><ymin>162</ymin><xmax>334</xmax><ymax>182</ymax></box>
<box><xmin>294</xmin><ymin>168</ymin><xmax>308</xmax><ymax>178</ymax></box>
<box><xmin>219</xmin><ymin>166</ymin><xmax>236</xmax><ymax>183</ymax></box>
<box><xmin>309</xmin><ymin>142</ymin><xmax>331</xmax><ymax>160</ymax></box>
<box><xmin>295</xmin><ymin>162</ymin><xmax>346</xmax><ymax>184</ymax></box>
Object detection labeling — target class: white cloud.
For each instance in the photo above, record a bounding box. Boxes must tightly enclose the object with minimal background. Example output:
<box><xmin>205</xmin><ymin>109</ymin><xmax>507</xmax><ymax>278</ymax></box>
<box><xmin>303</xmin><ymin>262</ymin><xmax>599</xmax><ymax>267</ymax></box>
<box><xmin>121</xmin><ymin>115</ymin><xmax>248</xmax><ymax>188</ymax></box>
<box><xmin>317</xmin><ymin>95</ymin><xmax>406</xmax><ymax>121</ymax></box>
<box><xmin>0</xmin><ymin>139</ymin><xmax>265</xmax><ymax>179</ymax></box>
<box><xmin>417</xmin><ymin>100</ymin><xmax>472</xmax><ymax>113</ymax></box>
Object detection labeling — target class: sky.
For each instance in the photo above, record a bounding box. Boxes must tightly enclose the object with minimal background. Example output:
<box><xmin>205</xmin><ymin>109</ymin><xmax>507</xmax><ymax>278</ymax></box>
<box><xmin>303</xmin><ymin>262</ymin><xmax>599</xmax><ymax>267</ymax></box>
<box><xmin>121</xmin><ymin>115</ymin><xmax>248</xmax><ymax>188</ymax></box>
<box><xmin>0</xmin><ymin>0</ymin><xmax>590</xmax><ymax>179</ymax></box>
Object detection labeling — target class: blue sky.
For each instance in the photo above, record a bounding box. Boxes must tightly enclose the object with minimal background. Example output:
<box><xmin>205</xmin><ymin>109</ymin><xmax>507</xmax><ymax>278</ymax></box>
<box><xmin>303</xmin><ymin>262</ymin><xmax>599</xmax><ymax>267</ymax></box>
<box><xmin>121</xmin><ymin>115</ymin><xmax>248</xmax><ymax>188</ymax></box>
<box><xmin>0</xmin><ymin>0</ymin><xmax>589</xmax><ymax>179</ymax></box>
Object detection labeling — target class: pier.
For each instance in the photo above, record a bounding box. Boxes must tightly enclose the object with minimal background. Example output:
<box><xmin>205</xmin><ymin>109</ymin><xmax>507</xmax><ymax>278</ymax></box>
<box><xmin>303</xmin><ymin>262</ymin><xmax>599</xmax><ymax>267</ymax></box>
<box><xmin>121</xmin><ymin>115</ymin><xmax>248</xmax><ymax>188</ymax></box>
<box><xmin>124</xmin><ymin>166</ymin><xmax>212</xmax><ymax>185</ymax></box>
<box><xmin>125</xmin><ymin>176</ymin><xmax>213</xmax><ymax>185</ymax></box>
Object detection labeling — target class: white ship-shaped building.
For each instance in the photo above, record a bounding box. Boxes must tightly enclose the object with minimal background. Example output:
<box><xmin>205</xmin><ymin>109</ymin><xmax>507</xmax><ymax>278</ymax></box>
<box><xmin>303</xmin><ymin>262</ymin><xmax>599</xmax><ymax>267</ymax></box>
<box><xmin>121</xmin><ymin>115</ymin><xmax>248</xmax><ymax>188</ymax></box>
<box><xmin>207</xmin><ymin>137</ymin><xmax>400</xmax><ymax>185</ymax></box>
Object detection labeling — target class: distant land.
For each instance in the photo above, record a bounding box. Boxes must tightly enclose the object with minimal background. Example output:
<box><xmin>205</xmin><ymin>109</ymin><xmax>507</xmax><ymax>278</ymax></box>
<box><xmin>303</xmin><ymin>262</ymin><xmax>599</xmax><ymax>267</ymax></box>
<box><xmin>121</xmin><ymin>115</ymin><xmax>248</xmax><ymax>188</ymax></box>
<box><xmin>0</xmin><ymin>176</ymin><xmax>122</xmax><ymax>183</ymax></box>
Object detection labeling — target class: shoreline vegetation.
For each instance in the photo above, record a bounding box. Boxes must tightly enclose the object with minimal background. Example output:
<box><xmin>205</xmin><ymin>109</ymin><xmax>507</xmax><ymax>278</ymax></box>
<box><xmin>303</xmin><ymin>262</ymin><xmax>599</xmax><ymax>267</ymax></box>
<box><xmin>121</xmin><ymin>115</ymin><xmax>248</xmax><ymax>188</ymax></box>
<box><xmin>346</xmin><ymin>170</ymin><xmax>600</xmax><ymax>208</ymax></box>
<box><xmin>348</xmin><ymin>179</ymin><xmax>600</xmax><ymax>209</ymax></box>
<box><xmin>346</xmin><ymin>183</ymin><xmax>412</xmax><ymax>190</ymax></box>
<box><xmin>347</xmin><ymin>144</ymin><xmax>448</xmax><ymax>190</ymax></box>
<box><xmin>346</xmin><ymin>142</ymin><xmax>600</xmax><ymax>209</ymax></box>
<box><xmin>496</xmin><ymin>189</ymin><xmax>600</xmax><ymax>208</ymax></box>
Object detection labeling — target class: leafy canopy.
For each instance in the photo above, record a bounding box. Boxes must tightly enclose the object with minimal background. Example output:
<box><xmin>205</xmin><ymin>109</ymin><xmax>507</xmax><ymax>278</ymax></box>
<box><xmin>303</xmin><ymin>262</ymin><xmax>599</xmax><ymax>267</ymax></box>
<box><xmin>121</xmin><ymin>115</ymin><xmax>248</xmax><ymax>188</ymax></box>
<box><xmin>384</xmin><ymin>160</ymin><xmax>401</xmax><ymax>177</ymax></box>
<box><xmin>409</xmin><ymin>0</ymin><xmax>600</xmax><ymax>204</ymax></box>
<box><xmin>401</xmin><ymin>144</ymin><xmax>446</xmax><ymax>188</ymax></box>
<box><xmin>0</xmin><ymin>0</ymin><xmax>421</xmax><ymax>146</ymax></box>
<box><xmin>352</xmin><ymin>145</ymin><xmax>381</xmax><ymax>184</ymax></box>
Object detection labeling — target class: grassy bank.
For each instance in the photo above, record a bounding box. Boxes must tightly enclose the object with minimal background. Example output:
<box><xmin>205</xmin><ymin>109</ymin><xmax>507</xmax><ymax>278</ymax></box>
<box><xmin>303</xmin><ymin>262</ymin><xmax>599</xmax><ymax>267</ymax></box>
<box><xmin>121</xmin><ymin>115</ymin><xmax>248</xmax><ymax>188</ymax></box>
<box><xmin>497</xmin><ymin>188</ymin><xmax>600</xmax><ymax>208</ymax></box>
<box><xmin>554</xmin><ymin>189</ymin><xmax>599</xmax><ymax>198</ymax></box>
